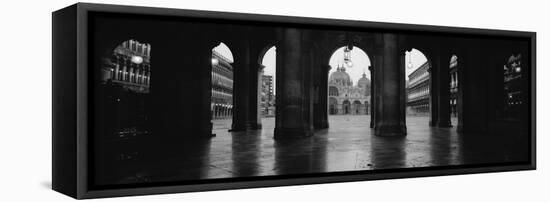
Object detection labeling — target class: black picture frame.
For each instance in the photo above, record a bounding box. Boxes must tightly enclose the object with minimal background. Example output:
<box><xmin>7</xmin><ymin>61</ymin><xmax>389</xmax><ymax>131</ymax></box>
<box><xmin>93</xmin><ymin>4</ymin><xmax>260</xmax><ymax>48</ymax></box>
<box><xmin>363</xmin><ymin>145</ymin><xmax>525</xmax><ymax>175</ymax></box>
<box><xmin>53</xmin><ymin>3</ymin><xmax>536</xmax><ymax>199</ymax></box>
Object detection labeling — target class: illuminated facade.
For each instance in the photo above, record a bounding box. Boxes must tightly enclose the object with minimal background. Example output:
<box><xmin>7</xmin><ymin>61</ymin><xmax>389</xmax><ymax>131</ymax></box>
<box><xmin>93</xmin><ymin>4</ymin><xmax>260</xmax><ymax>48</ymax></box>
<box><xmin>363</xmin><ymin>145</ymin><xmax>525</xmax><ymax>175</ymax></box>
<box><xmin>450</xmin><ymin>55</ymin><xmax>459</xmax><ymax>117</ymax></box>
<box><xmin>211</xmin><ymin>50</ymin><xmax>234</xmax><ymax>119</ymax></box>
<box><xmin>328</xmin><ymin>65</ymin><xmax>371</xmax><ymax>115</ymax></box>
<box><xmin>101</xmin><ymin>39</ymin><xmax>151</xmax><ymax>93</ymax></box>
<box><xmin>261</xmin><ymin>75</ymin><xmax>275</xmax><ymax>117</ymax></box>
<box><xmin>502</xmin><ymin>54</ymin><xmax>524</xmax><ymax>120</ymax></box>
<box><xmin>406</xmin><ymin>61</ymin><xmax>430</xmax><ymax>115</ymax></box>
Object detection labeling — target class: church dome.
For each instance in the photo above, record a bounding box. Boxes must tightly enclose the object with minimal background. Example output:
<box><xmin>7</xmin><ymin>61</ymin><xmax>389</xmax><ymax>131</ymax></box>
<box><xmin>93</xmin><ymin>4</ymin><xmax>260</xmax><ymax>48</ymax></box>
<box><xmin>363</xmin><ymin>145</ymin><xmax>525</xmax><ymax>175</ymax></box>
<box><xmin>329</xmin><ymin>65</ymin><xmax>352</xmax><ymax>86</ymax></box>
<box><xmin>357</xmin><ymin>72</ymin><xmax>370</xmax><ymax>88</ymax></box>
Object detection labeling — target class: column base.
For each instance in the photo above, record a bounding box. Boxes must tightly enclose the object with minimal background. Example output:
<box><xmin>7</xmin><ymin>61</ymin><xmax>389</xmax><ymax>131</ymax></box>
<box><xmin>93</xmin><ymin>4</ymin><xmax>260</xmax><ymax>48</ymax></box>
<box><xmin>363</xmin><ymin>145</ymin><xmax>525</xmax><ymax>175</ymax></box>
<box><xmin>314</xmin><ymin>120</ymin><xmax>329</xmax><ymax>130</ymax></box>
<box><xmin>230</xmin><ymin>123</ymin><xmax>262</xmax><ymax>131</ymax></box>
<box><xmin>437</xmin><ymin>120</ymin><xmax>452</xmax><ymax>128</ymax></box>
<box><xmin>374</xmin><ymin>124</ymin><xmax>407</xmax><ymax>136</ymax></box>
<box><xmin>249</xmin><ymin>123</ymin><xmax>262</xmax><ymax>130</ymax></box>
<box><xmin>274</xmin><ymin>127</ymin><xmax>313</xmax><ymax>140</ymax></box>
<box><xmin>201</xmin><ymin>122</ymin><xmax>215</xmax><ymax>137</ymax></box>
<box><xmin>229</xmin><ymin>122</ymin><xmax>251</xmax><ymax>132</ymax></box>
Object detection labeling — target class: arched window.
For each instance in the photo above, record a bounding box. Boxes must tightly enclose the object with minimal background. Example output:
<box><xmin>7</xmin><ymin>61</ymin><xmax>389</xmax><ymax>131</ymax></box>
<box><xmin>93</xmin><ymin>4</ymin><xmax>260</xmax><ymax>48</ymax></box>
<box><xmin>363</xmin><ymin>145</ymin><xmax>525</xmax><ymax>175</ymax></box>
<box><xmin>329</xmin><ymin>86</ymin><xmax>339</xmax><ymax>96</ymax></box>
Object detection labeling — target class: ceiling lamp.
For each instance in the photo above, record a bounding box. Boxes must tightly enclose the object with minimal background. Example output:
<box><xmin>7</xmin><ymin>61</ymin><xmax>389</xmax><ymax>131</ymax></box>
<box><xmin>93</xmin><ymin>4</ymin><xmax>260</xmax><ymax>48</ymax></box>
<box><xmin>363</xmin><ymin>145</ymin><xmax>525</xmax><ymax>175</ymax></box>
<box><xmin>343</xmin><ymin>46</ymin><xmax>353</xmax><ymax>68</ymax></box>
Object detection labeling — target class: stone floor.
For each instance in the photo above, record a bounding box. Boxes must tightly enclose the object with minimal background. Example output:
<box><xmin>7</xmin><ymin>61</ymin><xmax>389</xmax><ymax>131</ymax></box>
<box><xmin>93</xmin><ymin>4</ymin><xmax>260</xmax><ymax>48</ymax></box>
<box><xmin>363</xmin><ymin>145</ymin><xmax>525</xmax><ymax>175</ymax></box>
<box><xmin>109</xmin><ymin>115</ymin><xmax>529</xmax><ymax>185</ymax></box>
<box><xmin>206</xmin><ymin>116</ymin><xmax>461</xmax><ymax>179</ymax></box>
<box><xmin>143</xmin><ymin>116</ymin><xmax>524</xmax><ymax>182</ymax></box>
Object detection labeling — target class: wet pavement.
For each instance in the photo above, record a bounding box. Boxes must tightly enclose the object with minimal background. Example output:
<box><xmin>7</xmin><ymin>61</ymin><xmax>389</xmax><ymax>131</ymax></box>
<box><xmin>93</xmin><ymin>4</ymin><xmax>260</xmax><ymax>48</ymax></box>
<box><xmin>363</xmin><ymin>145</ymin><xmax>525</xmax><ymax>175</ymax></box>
<box><xmin>110</xmin><ymin>115</ymin><xmax>529</xmax><ymax>184</ymax></box>
<box><xmin>205</xmin><ymin>116</ymin><xmax>463</xmax><ymax>178</ymax></box>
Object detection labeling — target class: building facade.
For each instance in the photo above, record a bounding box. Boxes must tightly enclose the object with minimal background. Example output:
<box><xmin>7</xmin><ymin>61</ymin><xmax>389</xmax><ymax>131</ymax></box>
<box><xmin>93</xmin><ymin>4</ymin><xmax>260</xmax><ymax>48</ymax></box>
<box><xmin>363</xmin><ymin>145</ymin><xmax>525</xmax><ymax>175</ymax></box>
<box><xmin>101</xmin><ymin>39</ymin><xmax>152</xmax><ymax>93</ymax></box>
<box><xmin>97</xmin><ymin>39</ymin><xmax>153</xmax><ymax>170</ymax></box>
<box><xmin>261</xmin><ymin>75</ymin><xmax>275</xmax><ymax>117</ymax></box>
<box><xmin>406</xmin><ymin>61</ymin><xmax>430</xmax><ymax>115</ymax></box>
<box><xmin>450</xmin><ymin>55</ymin><xmax>459</xmax><ymax>117</ymax></box>
<box><xmin>211</xmin><ymin>50</ymin><xmax>234</xmax><ymax>119</ymax></box>
<box><xmin>328</xmin><ymin>65</ymin><xmax>371</xmax><ymax>115</ymax></box>
<box><xmin>99</xmin><ymin>39</ymin><xmax>152</xmax><ymax>133</ymax></box>
<box><xmin>407</xmin><ymin>58</ymin><xmax>461</xmax><ymax>117</ymax></box>
<box><xmin>502</xmin><ymin>54</ymin><xmax>524</xmax><ymax>120</ymax></box>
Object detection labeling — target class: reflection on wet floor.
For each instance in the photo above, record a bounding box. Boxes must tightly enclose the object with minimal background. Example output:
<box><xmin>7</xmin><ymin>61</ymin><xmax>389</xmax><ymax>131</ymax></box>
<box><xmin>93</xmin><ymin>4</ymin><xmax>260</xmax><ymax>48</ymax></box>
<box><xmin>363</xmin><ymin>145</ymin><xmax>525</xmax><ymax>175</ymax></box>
<box><xmin>199</xmin><ymin>115</ymin><xmax>527</xmax><ymax>179</ymax></box>
<box><xmin>108</xmin><ymin>115</ymin><xmax>529</xmax><ymax>184</ymax></box>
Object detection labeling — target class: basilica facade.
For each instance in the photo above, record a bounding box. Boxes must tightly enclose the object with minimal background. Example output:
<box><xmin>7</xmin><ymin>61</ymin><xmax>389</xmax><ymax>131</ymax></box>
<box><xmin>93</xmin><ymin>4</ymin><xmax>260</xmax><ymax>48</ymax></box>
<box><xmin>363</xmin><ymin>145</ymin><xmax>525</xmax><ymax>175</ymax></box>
<box><xmin>328</xmin><ymin>65</ymin><xmax>371</xmax><ymax>115</ymax></box>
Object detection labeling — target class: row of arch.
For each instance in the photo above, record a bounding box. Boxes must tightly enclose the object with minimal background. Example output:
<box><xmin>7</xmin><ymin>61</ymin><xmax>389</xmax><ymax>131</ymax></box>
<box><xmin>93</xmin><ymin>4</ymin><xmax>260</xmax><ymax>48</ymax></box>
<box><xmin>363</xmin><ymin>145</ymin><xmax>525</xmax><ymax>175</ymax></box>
<box><xmin>96</xmin><ymin>28</ymin><xmax>528</xmax><ymax>139</ymax></box>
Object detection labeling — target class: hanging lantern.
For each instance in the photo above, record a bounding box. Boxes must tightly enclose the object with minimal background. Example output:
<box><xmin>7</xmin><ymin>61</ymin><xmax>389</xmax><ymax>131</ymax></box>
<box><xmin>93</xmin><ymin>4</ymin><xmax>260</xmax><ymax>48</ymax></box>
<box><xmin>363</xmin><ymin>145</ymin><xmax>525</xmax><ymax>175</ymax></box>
<box><xmin>343</xmin><ymin>46</ymin><xmax>353</xmax><ymax>67</ymax></box>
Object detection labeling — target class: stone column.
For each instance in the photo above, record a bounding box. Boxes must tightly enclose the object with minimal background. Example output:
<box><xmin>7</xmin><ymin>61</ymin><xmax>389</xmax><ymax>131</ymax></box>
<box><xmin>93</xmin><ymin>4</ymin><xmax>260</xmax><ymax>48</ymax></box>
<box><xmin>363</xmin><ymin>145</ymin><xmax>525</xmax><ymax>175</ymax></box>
<box><xmin>314</xmin><ymin>64</ymin><xmax>330</xmax><ymax>129</ymax></box>
<box><xmin>373</xmin><ymin>33</ymin><xmax>407</xmax><ymax>136</ymax></box>
<box><xmin>369</xmin><ymin>65</ymin><xmax>375</xmax><ymax>128</ymax></box>
<box><xmin>231</xmin><ymin>39</ymin><xmax>252</xmax><ymax>131</ymax></box>
<box><xmin>428</xmin><ymin>58</ymin><xmax>439</xmax><ymax>126</ymax></box>
<box><xmin>434</xmin><ymin>49</ymin><xmax>452</xmax><ymax>127</ymax></box>
<box><xmin>247</xmin><ymin>63</ymin><xmax>264</xmax><ymax>130</ymax></box>
<box><xmin>456</xmin><ymin>40</ymin><xmax>489</xmax><ymax>133</ymax></box>
<box><xmin>274</xmin><ymin>28</ymin><xmax>314</xmax><ymax>139</ymax></box>
<box><xmin>150</xmin><ymin>32</ymin><xmax>215</xmax><ymax>142</ymax></box>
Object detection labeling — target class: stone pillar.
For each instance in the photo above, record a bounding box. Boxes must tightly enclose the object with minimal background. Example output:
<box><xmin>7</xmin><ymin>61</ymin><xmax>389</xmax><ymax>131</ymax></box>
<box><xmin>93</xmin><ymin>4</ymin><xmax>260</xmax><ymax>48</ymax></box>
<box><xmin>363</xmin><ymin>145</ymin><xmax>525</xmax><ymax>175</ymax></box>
<box><xmin>456</xmin><ymin>40</ymin><xmax>489</xmax><ymax>133</ymax></box>
<box><xmin>247</xmin><ymin>63</ymin><xmax>264</xmax><ymax>130</ymax></box>
<box><xmin>314</xmin><ymin>64</ymin><xmax>330</xmax><ymax>129</ymax></box>
<box><xmin>231</xmin><ymin>39</ymin><xmax>252</xmax><ymax>131</ymax></box>
<box><xmin>435</xmin><ymin>50</ymin><xmax>452</xmax><ymax>127</ymax></box>
<box><xmin>369</xmin><ymin>65</ymin><xmax>375</xmax><ymax>128</ymax></box>
<box><xmin>428</xmin><ymin>58</ymin><xmax>439</xmax><ymax>126</ymax></box>
<box><xmin>274</xmin><ymin>28</ymin><xmax>315</xmax><ymax>139</ymax></box>
<box><xmin>150</xmin><ymin>32</ymin><xmax>215</xmax><ymax>142</ymax></box>
<box><xmin>373</xmin><ymin>34</ymin><xmax>407</xmax><ymax>136</ymax></box>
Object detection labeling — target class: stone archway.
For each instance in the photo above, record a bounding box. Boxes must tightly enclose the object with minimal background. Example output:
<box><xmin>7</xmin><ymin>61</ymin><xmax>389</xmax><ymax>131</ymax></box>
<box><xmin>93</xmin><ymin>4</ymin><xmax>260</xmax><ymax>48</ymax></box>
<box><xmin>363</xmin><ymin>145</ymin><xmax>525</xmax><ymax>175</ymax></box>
<box><xmin>329</xmin><ymin>97</ymin><xmax>338</xmax><ymax>115</ymax></box>
<box><xmin>353</xmin><ymin>100</ymin><xmax>362</xmax><ymax>114</ymax></box>
<box><xmin>342</xmin><ymin>100</ymin><xmax>351</xmax><ymax>114</ymax></box>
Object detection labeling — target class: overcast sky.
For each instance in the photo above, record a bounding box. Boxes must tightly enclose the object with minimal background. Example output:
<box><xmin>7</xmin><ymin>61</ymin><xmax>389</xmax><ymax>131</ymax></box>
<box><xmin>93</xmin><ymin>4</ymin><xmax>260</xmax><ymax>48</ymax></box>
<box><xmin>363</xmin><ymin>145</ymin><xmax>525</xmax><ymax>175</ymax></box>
<box><xmin>213</xmin><ymin>43</ymin><xmax>428</xmax><ymax>95</ymax></box>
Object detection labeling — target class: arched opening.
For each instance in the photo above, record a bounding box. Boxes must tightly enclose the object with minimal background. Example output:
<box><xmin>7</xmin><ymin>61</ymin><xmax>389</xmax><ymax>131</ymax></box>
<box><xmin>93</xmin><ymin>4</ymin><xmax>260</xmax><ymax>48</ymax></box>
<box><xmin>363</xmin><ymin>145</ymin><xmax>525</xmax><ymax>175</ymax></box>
<box><xmin>260</xmin><ymin>46</ymin><xmax>277</xmax><ymax>127</ymax></box>
<box><xmin>329</xmin><ymin>86</ymin><xmax>339</xmax><ymax>96</ymax></box>
<box><xmin>96</xmin><ymin>39</ymin><xmax>152</xmax><ymax>183</ymax></box>
<box><xmin>352</xmin><ymin>100</ymin><xmax>362</xmax><ymax>114</ymax></box>
<box><xmin>449</xmin><ymin>54</ymin><xmax>459</xmax><ymax>120</ymax></box>
<box><xmin>342</xmin><ymin>100</ymin><xmax>351</xmax><ymax>114</ymax></box>
<box><xmin>327</xmin><ymin>46</ymin><xmax>371</xmax><ymax>122</ymax></box>
<box><xmin>99</xmin><ymin>39</ymin><xmax>152</xmax><ymax>136</ymax></box>
<box><xmin>211</xmin><ymin>42</ymin><xmax>234</xmax><ymax>131</ymax></box>
<box><xmin>329</xmin><ymin>97</ymin><xmax>338</xmax><ymax>115</ymax></box>
<box><xmin>404</xmin><ymin>48</ymin><xmax>430</xmax><ymax>126</ymax></box>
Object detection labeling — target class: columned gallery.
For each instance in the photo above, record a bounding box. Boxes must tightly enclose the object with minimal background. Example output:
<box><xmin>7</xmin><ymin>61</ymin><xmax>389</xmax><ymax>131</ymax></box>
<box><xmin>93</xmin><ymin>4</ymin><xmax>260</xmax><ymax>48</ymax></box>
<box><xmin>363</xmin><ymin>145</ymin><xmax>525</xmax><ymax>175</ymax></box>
<box><xmin>91</xmin><ymin>14</ymin><xmax>530</xmax><ymax>185</ymax></box>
